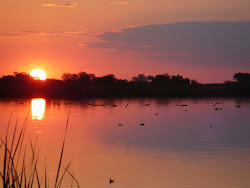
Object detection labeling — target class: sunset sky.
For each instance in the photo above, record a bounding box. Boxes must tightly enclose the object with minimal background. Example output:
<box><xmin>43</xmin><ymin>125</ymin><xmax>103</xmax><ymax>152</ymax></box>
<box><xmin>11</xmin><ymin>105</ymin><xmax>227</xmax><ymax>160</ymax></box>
<box><xmin>0</xmin><ymin>0</ymin><xmax>250</xmax><ymax>83</ymax></box>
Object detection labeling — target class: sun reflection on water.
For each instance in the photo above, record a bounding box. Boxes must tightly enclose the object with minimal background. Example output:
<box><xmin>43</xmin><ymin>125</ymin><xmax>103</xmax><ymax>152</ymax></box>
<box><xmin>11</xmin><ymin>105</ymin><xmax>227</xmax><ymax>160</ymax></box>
<box><xmin>31</xmin><ymin>98</ymin><xmax>46</xmax><ymax>120</ymax></box>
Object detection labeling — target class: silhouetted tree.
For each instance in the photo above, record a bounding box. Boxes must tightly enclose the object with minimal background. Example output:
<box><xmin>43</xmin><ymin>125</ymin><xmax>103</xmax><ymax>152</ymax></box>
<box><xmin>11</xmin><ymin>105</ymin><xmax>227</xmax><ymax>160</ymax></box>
<box><xmin>151</xmin><ymin>74</ymin><xmax>171</xmax><ymax>84</ymax></box>
<box><xmin>234</xmin><ymin>73</ymin><xmax>250</xmax><ymax>85</ymax></box>
<box><xmin>78</xmin><ymin>72</ymin><xmax>96</xmax><ymax>84</ymax></box>
<box><xmin>147</xmin><ymin>75</ymin><xmax>154</xmax><ymax>82</ymax></box>
<box><xmin>132</xmin><ymin>74</ymin><xmax>149</xmax><ymax>83</ymax></box>
<box><xmin>191</xmin><ymin>79</ymin><xmax>199</xmax><ymax>86</ymax></box>
<box><xmin>96</xmin><ymin>74</ymin><xmax>117</xmax><ymax>85</ymax></box>
<box><xmin>171</xmin><ymin>75</ymin><xmax>190</xmax><ymax>85</ymax></box>
<box><xmin>1</xmin><ymin>75</ymin><xmax>15</xmax><ymax>81</ymax></box>
<box><xmin>61</xmin><ymin>73</ymin><xmax>78</xmax><ymax>81</ymax></box>
<box><xmin>13</xmin><ymin>72</ymin><xmax>33</xmax><ymax>80</ymax></box>
<box><xmin>0</xmin><ymin>71</ymin><xmax>249</xmax><ymax>98</ymax></box>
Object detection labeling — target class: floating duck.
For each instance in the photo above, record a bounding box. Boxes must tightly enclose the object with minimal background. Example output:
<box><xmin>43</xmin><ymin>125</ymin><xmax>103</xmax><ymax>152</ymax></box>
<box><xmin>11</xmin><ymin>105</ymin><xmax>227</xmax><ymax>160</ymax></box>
<box><xmin>109</xmin><ymin>178</ymin><xmax>114</xmax><ymax>184</ymax></box>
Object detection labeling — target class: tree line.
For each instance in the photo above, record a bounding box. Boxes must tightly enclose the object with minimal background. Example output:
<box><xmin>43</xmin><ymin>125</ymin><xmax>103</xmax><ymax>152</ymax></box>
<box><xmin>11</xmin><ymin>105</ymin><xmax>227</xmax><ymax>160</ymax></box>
<box><xmin>0</xmin><ymin>71</ymin><xmax>249</xmax><ymax>98</ymax></box>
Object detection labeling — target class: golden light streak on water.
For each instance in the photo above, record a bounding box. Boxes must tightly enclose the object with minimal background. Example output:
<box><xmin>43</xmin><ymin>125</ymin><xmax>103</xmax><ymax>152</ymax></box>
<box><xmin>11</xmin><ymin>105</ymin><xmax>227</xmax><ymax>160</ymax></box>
<box><xmin>31</xmin><ymin>98</ymin><xmax>46</xmax><ymax>120</ymax></box>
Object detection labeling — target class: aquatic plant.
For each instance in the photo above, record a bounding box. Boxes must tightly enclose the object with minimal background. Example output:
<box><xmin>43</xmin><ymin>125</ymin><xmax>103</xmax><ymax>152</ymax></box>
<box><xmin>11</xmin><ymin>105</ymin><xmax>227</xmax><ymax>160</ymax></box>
<box><xmin>0</xmin><ymin>113</ymin><xmax>79</xmax><ymax>188</ymax></box>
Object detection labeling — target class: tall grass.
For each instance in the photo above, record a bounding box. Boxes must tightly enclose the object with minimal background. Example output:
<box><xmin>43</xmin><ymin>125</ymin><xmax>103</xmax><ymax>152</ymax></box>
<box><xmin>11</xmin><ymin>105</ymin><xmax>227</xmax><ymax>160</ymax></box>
<box><xmin>0</xmin><ymin>113</ymin><xmax>80</xmax><ymax>188</ymax></box>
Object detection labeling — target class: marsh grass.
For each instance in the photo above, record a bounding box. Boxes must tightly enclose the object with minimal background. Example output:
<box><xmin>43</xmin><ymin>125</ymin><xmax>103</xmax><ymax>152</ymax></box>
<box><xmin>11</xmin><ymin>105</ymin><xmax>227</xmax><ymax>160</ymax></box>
<box><xmin>0</xmin><ymin>113</ymin><xmax>80</xmax><ymax>188</ymax></box>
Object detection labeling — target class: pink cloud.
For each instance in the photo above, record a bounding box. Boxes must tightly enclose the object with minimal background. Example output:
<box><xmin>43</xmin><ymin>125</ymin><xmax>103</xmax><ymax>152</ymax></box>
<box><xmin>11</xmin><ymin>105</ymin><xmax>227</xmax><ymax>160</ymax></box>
<box><xmin>42</xmin><ymin>3</ymin><xmax>78</xmax><ymax>8</ymax></box>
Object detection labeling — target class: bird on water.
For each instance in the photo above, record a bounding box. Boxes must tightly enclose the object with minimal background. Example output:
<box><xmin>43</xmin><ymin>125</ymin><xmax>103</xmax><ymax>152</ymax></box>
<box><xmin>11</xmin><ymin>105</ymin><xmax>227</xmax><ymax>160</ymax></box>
<box><xmin>109</xmin><ymin>178</ymin><xmax>114</xmax><ymax>184</ymax></box>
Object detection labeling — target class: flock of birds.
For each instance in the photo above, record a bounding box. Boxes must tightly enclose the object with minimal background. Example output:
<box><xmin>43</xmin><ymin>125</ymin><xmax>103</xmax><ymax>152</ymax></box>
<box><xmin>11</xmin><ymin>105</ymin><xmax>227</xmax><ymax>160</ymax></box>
<box><xmin>112</xmin><ymin>101</ymin><xmax>244</xmax><ymax>128</ymax></box>
<box><xmin>105</xmin><ymin>100</ymin><xmax>249</xmax><ymax>184</ymax></box>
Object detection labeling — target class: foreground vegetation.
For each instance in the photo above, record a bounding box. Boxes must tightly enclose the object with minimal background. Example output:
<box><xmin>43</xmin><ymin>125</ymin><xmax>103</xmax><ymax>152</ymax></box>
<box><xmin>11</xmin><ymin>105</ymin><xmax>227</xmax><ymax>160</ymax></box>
<box><xmin>0</xmin><ymin>114</ymin><xmax>79</xmax><ymax>188</ymax></box>
<box><xmin>0</xmin><ymin>72</ymin><xmax>249</xmax><ymax>98</ymax></box>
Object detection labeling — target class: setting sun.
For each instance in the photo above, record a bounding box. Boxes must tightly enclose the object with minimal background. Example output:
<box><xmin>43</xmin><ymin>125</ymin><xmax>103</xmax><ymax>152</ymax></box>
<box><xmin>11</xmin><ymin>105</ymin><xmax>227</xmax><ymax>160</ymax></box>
<box><xmin>30</xmin><ymin>69</ymin><xmax>46</xmax><ymax>80</ymax></box>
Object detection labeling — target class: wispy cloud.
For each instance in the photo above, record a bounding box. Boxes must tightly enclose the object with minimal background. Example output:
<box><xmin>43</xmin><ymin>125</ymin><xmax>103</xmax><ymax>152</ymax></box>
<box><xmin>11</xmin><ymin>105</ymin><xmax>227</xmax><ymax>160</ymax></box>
<box><xmin>0</xmin><ymin>30</ymin><xmax>86</xmax><ymax>37</ymax></box>
<box><xmin>42</xmin><ymin>3</ymin><xmax>78</xmax><ymax>8</ymax></box>
<box><xmin>0</xmin><ymin>32</ymin><xmax>35</xmax><ymax>37</ymax></box>
<box><xmin>39</xmin><ymin>31</ymin><xmax>86</xmax><ymax>36</ymax></box>
<box><xmin>111</xmin><ymin>29</ymin><xmax>124</xmax><ymax>33</ymax></box>
<box><xmin>113</xmin><ymin>2</ymin><xmax>129</xmax><ymax>5</ymax></box>
<box><xmin>78</xmin><ymin>43</ymin><xmax>87</xmax><ymax>46</ymax></box>
<box><xmin>137</xmin><ymin>45</ymin><xmax>152</xmax><ymax>48</ymax></box>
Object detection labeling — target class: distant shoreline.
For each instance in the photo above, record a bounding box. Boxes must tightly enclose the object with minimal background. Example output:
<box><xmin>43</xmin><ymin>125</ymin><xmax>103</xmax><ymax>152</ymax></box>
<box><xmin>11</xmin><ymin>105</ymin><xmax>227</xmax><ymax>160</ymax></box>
<box><xmin>0</xmin><ymin>72</ymin><xmax>249</xmax><ymax>99</ymax></box>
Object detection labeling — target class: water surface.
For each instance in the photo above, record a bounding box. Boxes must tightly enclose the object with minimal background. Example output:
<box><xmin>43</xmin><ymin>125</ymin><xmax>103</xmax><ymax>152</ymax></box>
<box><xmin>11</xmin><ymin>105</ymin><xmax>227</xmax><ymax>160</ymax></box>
<box><xmin>0</xmin><ymin>98</ymin><xmax>250</xmax><ymax>188</ymax></box>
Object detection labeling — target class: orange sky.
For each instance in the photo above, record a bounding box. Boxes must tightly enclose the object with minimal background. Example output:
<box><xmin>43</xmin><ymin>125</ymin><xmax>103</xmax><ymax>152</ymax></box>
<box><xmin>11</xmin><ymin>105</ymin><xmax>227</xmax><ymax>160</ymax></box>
<box><xmin>0</xmin><ymin>0</ymin><xmax>250</xmax><ymax>83</ymax></box>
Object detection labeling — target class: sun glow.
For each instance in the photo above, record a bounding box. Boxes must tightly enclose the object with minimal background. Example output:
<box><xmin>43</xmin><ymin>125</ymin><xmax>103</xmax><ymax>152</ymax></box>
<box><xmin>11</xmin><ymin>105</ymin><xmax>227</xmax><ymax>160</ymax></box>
<box><xmin>30</xmin><ymin>69</ymin><xmax>46</xmax><ymax>80</ymax></box>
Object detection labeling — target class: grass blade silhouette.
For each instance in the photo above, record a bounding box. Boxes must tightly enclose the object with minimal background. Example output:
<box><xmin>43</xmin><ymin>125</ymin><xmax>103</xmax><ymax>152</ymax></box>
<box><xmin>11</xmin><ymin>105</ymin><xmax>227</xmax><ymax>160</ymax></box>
<box><xmin>55</xmin><ymin>111</ymin><xmax>70</xmax><ymax>187</ymax></box>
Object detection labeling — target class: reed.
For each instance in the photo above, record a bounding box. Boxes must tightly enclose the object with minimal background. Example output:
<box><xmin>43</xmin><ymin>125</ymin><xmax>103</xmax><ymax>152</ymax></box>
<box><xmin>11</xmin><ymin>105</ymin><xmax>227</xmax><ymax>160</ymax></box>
<box><xmin>0</xmin><ymin>113</ymin><xmax>79</xmax><ymax>188</ymax></box>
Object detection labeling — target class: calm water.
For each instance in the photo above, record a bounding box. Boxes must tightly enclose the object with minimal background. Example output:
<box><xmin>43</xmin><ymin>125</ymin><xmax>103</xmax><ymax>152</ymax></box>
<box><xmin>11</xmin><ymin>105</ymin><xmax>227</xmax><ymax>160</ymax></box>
<box><xmin>0</xmin><ymin>98</ymin><xmax>250</xmax><ymax>188</ymax></box>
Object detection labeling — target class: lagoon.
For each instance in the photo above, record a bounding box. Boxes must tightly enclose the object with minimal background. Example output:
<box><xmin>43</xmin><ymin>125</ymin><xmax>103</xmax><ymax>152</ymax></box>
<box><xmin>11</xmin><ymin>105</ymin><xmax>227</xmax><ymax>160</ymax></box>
<box><xmin>0</xmin><ymin>98</ymin><xmax>250</xmax><ymax>188</ymax></box>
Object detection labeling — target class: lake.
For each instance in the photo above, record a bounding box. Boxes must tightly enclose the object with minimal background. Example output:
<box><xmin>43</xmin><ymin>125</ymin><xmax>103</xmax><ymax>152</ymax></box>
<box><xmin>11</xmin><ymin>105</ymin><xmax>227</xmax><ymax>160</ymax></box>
<box><xmin>0</xmin><ymin>98</ymin><xmax>250</xmax><ymax>188</ymax></box>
